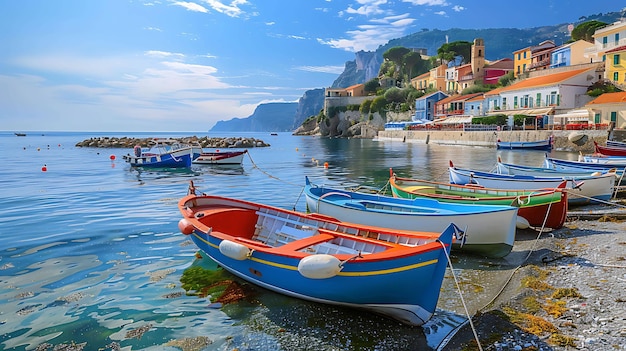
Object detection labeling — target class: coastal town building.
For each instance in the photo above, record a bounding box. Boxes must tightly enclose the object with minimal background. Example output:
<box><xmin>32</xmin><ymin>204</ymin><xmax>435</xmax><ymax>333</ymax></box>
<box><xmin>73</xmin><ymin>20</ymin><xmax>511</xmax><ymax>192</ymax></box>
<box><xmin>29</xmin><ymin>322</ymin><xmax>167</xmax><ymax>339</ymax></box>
<box><xmin>549</xmin><ymin>40</ymin><xmax>596</xmax><ymax>69</ymax></box>
<box><xmin>586</xmin><ymin>91</ymin><xmax>626</xmax><ymax>128</ymax></box>
<box><xmin>414</xmin><ymin>91</ymin><xmax>448</xmax><ymax>121</ymax></box>
<box><xmin>584</xmin><ymin>20</ymin><xmax>626</xmax><ymax>63</ymax></box>
<box><xmin>605</xmin><ymin>45</ymin><xmax>626</xmax><ymax>90</ymax></box>
<box><xmin>323</xmin><ymin>83</ymin><xmax>369</xmax><ymax>115</ymax></box>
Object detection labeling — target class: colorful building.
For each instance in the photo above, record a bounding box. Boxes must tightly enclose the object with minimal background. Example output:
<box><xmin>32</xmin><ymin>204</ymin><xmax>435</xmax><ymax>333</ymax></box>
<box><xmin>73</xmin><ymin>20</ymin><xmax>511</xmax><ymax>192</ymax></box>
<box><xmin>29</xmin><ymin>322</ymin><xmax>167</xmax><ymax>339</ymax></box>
<box><xmin>586</xmin><ymin>91</ymin><xmax>626</xmax><ymax>128</ymax></box>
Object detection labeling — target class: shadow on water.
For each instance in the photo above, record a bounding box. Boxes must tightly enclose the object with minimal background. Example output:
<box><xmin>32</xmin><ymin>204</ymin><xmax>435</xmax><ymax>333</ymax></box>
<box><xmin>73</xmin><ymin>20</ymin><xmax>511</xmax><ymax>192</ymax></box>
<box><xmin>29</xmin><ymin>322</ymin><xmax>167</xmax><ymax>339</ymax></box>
<box><xmin>181</xmin><ymin>256</ymin><xmax>468</xmax><ymax>351</ymax></box>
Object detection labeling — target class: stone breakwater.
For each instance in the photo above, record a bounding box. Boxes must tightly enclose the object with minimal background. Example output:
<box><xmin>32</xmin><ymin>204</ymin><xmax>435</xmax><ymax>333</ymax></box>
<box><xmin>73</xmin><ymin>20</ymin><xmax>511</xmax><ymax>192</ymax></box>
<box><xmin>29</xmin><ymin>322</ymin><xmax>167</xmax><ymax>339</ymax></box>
<box><xmin>74</xmin><ymin>136</ymin><xmax>270</xmax><ymax>149</ymax></box>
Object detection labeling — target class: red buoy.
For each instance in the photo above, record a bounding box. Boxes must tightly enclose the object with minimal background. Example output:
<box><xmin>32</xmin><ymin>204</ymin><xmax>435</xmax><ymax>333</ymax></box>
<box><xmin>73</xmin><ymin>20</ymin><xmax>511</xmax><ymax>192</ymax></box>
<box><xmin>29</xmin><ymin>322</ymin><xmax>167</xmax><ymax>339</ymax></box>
<box><xmin>178</xmin><ymin>219</ymin><xmax>194</xmax><ymax>235</ymax></box>
<box><xmin>109</xmin><ymin>154</ymin><xmax>116</xmax><ymax>160</ymax></box>
<box><xmin>41</xmin><ymin>165</ymin><xmax>47</xmax><ymax>172</ymax></box>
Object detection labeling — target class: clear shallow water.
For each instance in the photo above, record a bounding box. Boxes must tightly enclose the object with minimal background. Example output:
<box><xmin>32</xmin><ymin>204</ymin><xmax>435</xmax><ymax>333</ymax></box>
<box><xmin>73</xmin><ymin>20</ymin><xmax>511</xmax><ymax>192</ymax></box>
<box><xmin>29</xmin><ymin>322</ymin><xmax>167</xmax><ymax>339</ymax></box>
<box><xmin>0</xmin><ymin>131</ymin><xmax>578</xmax><ymax>351</ymax></box>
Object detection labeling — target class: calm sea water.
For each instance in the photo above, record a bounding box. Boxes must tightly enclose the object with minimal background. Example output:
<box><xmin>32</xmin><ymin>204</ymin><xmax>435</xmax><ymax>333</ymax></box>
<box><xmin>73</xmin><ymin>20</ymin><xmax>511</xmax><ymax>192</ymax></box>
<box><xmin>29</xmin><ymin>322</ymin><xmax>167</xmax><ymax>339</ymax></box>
<box><xmin>0</xmin><ymin>131</ymin><xmax>578</xmax><ymax>351</ymax></box>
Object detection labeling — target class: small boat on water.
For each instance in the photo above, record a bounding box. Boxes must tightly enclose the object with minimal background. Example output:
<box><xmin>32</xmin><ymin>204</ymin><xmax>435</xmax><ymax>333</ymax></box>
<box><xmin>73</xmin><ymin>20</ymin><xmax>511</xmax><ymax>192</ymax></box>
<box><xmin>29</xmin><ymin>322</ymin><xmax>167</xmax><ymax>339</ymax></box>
<box><xmin>14</xmin><ymin>132</ymin><xmax>26</xmax><ymax>136</ymax></box>
<box><xmin>594</xmin><ymin>141</ymin><xmax>626</xmax><ymax>157</ymax></box>
<box><xmin>449</xmin><ymin>161</ymin><xmax>615</xmax><ymax>205</ymax></box>
<box><xmin>496</xmin><ymin>136</ymin><xmax>553</xmax><ymax>151</ymax></box>
<box><xmin>178</xmin><ymin>181</ymin><xmax>460</xmax><ymax>326</ymax></box>
<box><xmin>606</xmin><ymin>140</ymin><xmax>626</xmax><ymax>148</ymax></box>
<box><xmin>545</xmin><ymin>155</ymin><xmax>626</xmax><ymax>173</ymax></box>
<box><xmin>304</xmin><ymin>177</ymin><xmax>518</xmax><ymax>258</ymax></box>
<box><xmin>389</xmin><ymin>169</ymin><xmax>568</xmax><ymax>230</ymax></box>
<box><xmin>192</xmin><ymin>150</ymin><xmax>247</xmax><ymax>165</ymax></box>
<box><xmin>123</xmin><ymin>139</ymin><xmax>194</xmax><ymax>168</ymax></box>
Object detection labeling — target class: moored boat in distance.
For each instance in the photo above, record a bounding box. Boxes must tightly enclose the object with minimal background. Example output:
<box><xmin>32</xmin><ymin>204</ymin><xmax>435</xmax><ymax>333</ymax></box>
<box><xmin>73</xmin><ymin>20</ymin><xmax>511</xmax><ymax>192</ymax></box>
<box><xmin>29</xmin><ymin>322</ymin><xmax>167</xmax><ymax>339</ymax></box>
<box><xmin>496</xmin><ymin>135</ymin><xmax>553</xmax><ymax>151</ymax></box>
<box><xmin>304</xmin><ymin>177</ymin><xmax>518</xmax><ymax>258</ymax></box>
<box><xmin>123</xmin><ymin>139</ymin><xmax>193</xmax><ymax>168</ymax></box>
<box><xmin>178</xmin><ymin>181</ymin><xmax>460</xmax><ymax>327</ymax></box>
<box><xmin>192</xmin><ymin>150</ymin><xmax>247</xmax><ymax>165</ymax></box>
<box><xmin>389</xmin><ymin>169</ymin><xmax>568</xmax><ymax>230</ymax></box>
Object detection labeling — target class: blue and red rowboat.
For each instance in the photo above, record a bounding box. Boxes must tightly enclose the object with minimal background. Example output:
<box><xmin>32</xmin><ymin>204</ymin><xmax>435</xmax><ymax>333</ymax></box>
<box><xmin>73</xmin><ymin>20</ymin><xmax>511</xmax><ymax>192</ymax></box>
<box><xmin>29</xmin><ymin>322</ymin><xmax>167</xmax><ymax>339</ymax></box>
<box><xmin>178</xmin><ymin>182</ymin><xmax>460</xmax><ymax>326</ymax></box>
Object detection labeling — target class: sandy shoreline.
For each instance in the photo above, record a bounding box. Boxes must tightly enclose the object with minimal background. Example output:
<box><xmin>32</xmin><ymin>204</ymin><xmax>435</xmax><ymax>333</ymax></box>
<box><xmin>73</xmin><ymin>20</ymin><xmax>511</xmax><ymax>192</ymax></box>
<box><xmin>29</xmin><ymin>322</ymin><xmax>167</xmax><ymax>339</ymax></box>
<box><xmin>440</xmin><ymin>204</ymin><xmax>626</xmax><ymax>350</ymax></box>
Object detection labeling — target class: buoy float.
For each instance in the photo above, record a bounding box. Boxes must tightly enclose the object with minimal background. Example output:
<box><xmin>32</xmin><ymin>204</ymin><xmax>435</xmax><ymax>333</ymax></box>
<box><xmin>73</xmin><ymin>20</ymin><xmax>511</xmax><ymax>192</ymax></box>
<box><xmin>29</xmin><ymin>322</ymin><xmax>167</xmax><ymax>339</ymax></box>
<box><xmin>109</xmin><ymin>154</ymin><xmax>116</xmax><ymax>160</ymax></box>
<box><xmin>178</xmin><ymin>218</ymin><xmax>194</xmax><ymax>235</ymax></box>
<box><xmin>324</xmin><ymin>162</ymin><xmax>329</xmax><ymax>169</ymax></box>
<box><xmin>298</xmin><ymin>254</ymin><xmax>342</xmax><ymax>279</ymax></box>
<box><xmin>37</xmin><ymin>148</ymin><xmax>41</xmax><ymax>151</ymax></box>
<box><xmin>219</xmin><ymin>240</ymin><xmax>251</xmax><ymax>260</ymax></box>
<box><xmin>295</xmin><ymin>148</ymin><xmax>299</xmax><ymax>152</ymax></box>
<box><xmin>516</xmin><ymin>216</ymin><xmax>530</xmax><ymax>230</ymax></box>
<box><xmin>41</xmin><ymin>165</ymin><xmax>47</xmax><ymax>172</ymax></box>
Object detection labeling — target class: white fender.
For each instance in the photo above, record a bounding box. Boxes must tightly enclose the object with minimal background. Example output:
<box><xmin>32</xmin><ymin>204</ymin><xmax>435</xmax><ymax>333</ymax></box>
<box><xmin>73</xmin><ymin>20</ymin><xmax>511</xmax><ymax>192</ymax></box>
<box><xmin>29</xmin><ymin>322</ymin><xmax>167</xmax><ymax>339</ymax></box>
<box><xmin>219</xmin><ymin>240</ymin><xmax>251</xmax><ymax>260</ymax></box>
<box><xmin>298</xmin><ymin>254</ymin><xmax>342</xmax><ymax>279</ymax></box>
<box><xmin>516</xmin><ymin>216</ymin><xmax>530</xmax><ymax>230</ymax></box>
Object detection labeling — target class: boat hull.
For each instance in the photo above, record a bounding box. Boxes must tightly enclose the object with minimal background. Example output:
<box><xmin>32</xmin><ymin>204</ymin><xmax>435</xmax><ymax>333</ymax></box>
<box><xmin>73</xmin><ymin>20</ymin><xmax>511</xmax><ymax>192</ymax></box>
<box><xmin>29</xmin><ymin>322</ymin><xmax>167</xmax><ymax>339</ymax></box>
<box><xmin>450</xmin><ymin>163</ymin><xmax>614</xmax><ymax>205</ymax></box>
<box><xmin>389</xmin><ymin>174</ymin><xmax>567</xmax><ymax>230</ymax></box>
<box><xmin>496</xmin><ymin>138</ymin><xmax>552</xmax><ymax>150</ymax></box>
<box><xmin>124</xmin><ymin>149</ymin><xmax>192</xmax><ymax>168</ymax></box>
<box><xmin>179</xmin><ymin>194</ymin><xmax>455</xmax><ymax>326</ymax></box>
<box><xmin>304</xmin><ymin>178</ymin><xmax>518</xmax><ymax>258</ymax></box>
<box><xmin>192</xmin><ymin>150</ymin><xmax>247</xmax><ymax>165</ymax></box>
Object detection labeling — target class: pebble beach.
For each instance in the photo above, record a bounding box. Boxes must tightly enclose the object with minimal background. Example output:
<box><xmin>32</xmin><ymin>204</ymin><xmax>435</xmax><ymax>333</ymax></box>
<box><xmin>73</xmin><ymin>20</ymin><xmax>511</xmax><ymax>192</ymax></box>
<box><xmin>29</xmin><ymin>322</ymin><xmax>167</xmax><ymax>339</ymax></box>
<box><xmin>443</xmin><ymin>206</ymin><xmax>626</xmax><ymax>351</ymax></box>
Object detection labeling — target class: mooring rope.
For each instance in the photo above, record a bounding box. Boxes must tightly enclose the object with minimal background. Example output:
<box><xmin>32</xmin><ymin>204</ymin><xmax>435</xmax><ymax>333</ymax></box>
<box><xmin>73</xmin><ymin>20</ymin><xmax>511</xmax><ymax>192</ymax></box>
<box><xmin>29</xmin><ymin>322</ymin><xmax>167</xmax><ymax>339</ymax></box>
<box><xmin>438</xmin><ymin>239</ymin><xmax>484</xmax><ymax>351</ymax></box>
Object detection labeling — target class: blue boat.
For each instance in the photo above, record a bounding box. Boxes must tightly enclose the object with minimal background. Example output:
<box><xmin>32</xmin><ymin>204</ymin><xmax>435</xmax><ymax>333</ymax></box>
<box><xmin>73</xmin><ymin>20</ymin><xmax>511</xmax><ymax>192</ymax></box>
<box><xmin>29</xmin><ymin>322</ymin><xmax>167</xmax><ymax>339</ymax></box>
<box><xmin>123</xmin><ymin>139</ymin><xmax>193</xmax><ymax>168</ymax></box>
<box><xmin>303</xmin><ymin>177</ymin><xmax>518</xmax><ymax>258</ymax></box>
<box><xmin>178</xmin><ymin>183</ymin><xmax>460</xmax><ymax>326</ymax></box>
<box><xmin>496</xmin><ymin>136</ymin><xmax>553</xmax><ymax>150</ymax></box>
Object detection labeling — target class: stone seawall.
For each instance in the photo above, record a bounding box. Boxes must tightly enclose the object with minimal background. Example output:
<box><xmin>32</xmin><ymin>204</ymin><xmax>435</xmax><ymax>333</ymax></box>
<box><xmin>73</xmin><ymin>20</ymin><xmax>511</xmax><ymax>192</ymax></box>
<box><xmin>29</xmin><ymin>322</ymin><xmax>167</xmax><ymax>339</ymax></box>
<box><xmin>377</xmin><ymin>129</ymin><xmax>609</xmax><ymax>153</ymax></box>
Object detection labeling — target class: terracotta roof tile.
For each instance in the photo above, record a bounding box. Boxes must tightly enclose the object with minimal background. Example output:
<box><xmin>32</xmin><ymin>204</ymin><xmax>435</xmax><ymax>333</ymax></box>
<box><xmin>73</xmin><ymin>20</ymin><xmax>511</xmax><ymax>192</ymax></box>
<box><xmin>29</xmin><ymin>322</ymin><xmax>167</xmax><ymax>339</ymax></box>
<box><xmin>587</xmin><ymin>92</ymin><xmax>626</xmax><ymax>105</ymax></box>
<box><xmin>606</xmin><ymin>45</ymin><xmax>626</xmax><ymax>54</ymax></box>
<box><xmin>498</xmin><ymin>68</ymin><xmax>594</xmax><ymax>93</ymax></box>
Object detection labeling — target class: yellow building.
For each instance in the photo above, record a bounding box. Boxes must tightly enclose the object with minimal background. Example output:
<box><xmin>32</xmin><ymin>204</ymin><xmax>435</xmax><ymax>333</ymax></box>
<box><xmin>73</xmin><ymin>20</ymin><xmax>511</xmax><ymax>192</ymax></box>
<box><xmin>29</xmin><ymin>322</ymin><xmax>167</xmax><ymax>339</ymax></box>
<box><xmin>410</xmin><ymin>71</ymin><xmax>430</xmax><ymax>90</ymax></box>
<box><xmin>586</xmin><ymin>20</ymin><xmax>626</xmax><ymax>63</ymax></box>
<box><xmin>605</xmin><ymin>45</ymin><xmax>626</xmax><ymax>89</ymax></box>
<box><xmin>513</xmin><ymin>46</ymin><xmax>531</xmax><ymax>78</ymax></box>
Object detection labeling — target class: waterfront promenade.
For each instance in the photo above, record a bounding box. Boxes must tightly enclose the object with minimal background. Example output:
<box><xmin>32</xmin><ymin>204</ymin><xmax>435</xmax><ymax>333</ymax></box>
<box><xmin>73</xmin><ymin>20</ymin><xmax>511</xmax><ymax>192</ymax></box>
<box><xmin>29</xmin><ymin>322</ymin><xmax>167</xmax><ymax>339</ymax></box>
<box><xmin>378</xmin><ymin>129</ymin><xmax>609</xmax><ymax>152</ymax></box>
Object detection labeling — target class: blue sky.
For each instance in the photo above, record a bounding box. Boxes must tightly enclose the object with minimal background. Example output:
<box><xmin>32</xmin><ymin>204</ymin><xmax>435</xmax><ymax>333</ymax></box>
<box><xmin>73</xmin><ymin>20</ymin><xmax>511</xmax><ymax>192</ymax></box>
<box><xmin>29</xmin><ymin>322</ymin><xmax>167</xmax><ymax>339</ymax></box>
<box><xmin>1</xmin><ymin>1</ymin><xmax>623</xmax><ymax>132</ymax></box>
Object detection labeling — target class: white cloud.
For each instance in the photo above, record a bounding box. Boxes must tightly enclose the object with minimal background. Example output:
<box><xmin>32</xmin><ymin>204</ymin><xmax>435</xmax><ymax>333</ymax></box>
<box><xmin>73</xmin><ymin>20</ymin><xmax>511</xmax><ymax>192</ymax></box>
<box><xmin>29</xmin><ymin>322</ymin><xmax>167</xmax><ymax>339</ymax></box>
<box><xmin>295</xmin><ymin>65</ymin><xmax>345</xmax><ymax>74</ymax></box>
<box><xmin>346</xmin><ymin>0</ymin><xmax>389</xmax><ymax>16</ymax></box>
<box><xmin>434</xmin><ymin>11</ymin><xmax>446</xmax><ymax>16</ymax></box>
<box><xmin>172</xmin><ymin>1</ymin><xmax>209</xmax><ymax>13</ymax></box>
<box><xmin>145</xmin><ymin>50</ymin><xmax>186</xmax><ymax>59</ymax></box>
<box><xmin>401</xmin><ymin>0</ymin><xmax>449</xmax><ymax>5</ymax></box>
<box><xmin>200</xmin><ymin>0</ymin><xmax>248</xmax><ymax>18</ymax></box>
<box><xmin>320</xmin><ymin>13</ymin><xmax>415</xmax><ymax>52</ymax></box>
<box><xmin>452</xmin><ymin>5</ymin><xmax>465</xmax><ymax>12</ymax></box>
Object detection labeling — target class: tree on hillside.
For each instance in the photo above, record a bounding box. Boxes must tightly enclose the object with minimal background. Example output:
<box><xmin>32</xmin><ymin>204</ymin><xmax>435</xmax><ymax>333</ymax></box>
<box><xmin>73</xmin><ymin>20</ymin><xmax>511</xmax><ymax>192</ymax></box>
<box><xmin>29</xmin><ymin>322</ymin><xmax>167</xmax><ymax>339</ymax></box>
<box><xmin>437</xmin><ymin>41</ymin><xmax>472</xmax><ymax>65</ymax></box>
<box><xmin>572</xmin><ymin>20</ymin><xmax>608</xmax><ymax>42</ymax></box>
<box><xmin>383</xmin><ymin>47</ymin><xmax>411</xmax><ymax>68</ymax></box>
<box><xmin>364</xmin><ymin>78</ymin><xmax>380</xmax><ymax>94</ymax></box>
<box><xmin>403</xmin><ymin>51</ymin><xmax>427</xmax><ymax>80</ymax></box>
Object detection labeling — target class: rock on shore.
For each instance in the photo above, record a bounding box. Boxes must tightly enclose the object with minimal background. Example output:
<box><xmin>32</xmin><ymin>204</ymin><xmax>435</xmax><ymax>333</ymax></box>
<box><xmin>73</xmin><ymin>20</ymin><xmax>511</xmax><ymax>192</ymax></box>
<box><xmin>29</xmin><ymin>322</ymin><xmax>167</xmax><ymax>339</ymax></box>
<box><xmin>74</xmin><ymin>136</ymin><xmax>270</xmax><ymax>148</ymax></box>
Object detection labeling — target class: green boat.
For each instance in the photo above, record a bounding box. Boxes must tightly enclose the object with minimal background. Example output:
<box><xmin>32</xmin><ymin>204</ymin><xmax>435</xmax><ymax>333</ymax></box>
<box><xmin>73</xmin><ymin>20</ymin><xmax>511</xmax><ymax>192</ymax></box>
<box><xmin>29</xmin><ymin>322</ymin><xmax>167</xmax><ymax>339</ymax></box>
<box><xmin>389</xmin><ymin>168</ymin><xmax>568</xmax><ymax>229</ymax></box>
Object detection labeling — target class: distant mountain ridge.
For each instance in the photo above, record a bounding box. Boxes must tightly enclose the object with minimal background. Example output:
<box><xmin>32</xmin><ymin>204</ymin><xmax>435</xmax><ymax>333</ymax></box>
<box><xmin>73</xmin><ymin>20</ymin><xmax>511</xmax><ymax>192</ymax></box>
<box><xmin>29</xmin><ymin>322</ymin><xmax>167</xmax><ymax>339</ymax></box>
<box><xmin>211</xmin><ymin>10</ymin><xmax>624</xmax><ymax>132</ymax></box>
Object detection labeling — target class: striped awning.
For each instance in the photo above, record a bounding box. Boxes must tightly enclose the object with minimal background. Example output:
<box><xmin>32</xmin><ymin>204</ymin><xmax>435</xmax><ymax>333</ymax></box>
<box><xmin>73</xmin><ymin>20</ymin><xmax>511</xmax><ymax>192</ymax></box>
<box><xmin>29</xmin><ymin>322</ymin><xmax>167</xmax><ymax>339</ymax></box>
<box><xmin>487</xmin><ymin>107</ymin><xmax>554</xmax><ymax>116</ymax></box>
<box><xmin>433</xmin><ymin>116</ymin><xmax>473</xmax><ymax>124</ymax></box>
<box><xmin>553</xmin><ymin>109</ymin><xmax>591</xmax><ymax>122</ymax></box>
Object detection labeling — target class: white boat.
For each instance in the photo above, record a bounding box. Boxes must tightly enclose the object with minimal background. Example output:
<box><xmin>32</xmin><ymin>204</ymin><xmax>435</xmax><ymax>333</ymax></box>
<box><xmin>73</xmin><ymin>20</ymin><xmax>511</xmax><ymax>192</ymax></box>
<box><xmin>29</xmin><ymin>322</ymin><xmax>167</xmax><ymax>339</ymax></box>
<box><xmin>304</xmin><ymin>177</ymin><xmax>518</xmax><ymax>258</ymax></box>
<box><xmin>450</xmin><ymin>161</ymin><xmax>615</xmax><ymax>205</ymax></box>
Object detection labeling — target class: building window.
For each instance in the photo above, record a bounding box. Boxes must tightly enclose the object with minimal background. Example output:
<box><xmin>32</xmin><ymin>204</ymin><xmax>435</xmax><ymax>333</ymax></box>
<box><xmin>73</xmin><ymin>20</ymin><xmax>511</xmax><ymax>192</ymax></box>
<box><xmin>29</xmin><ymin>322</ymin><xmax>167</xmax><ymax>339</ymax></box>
<box><xmin>517</xmin><ymin>53</ymin><xmax>520</xmax><ymax>60</ymax></box>
<box><xmin>521</xmin><ymin>95</ymin><xmax>529</xmax><ymax>108</ymax></box>
<box><xmin>502</xmin><ymin>97</ymin><xmax>507</xmax><ymax>109</ymax></box>
<box><xmin>614</xmin><ymin>54</ymin><xmax>620</xmax><ymax>65</ymax></box>
<box><xmin>548</xmin><ymin>91</ymin><xmax>559</xmax><ymax>106</ymax></box>
<box><xmin>522</xmin><ymin>63</ymin><xmax>526</xmax><ymax>72</ymax></box>
<box><xmin>615</xmin><ymin>72</ymin><xmax>619</xmax><ymax>81</ymax></box>
<box><xmin>595</xmin><ymin>113</ymin><xmax>601</xmax><ymax>124</ymax></box>
<box><xmin>536</xmin><ymin>93</ymin><xmax>542</xmax><ymax>107</ymax></box>
<box><xmin>602</xmin><ymin>36</ymin><xmax>608</xmax><ymax>48</ymax></box>
<box><xmin>513</xmin><ymin>96</ymin><xmax>518</xmax><ymax>109</ymax></box>
<box><xmin>616</xmin><ymin>33</ymin><xmax>620</xmax><ymax>43</ymax></box>
<box><xmin>611</xmin><ymin>111</ymin><xmax>617</xmax><ymax>123</ymax></box>
<box><xmin>523</xmin><ymin>51</ymin><xmax>527</xmax><ymax>59</ymax></box>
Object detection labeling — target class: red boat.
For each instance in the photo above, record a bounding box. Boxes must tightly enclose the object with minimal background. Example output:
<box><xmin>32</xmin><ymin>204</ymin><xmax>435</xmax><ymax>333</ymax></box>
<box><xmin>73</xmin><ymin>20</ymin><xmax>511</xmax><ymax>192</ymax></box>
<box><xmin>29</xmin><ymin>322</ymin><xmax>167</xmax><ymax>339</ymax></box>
<box><xmin>594</xmin><ymin>141</ymin><xmax>626</xmax><ymax>156</ymax></box>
